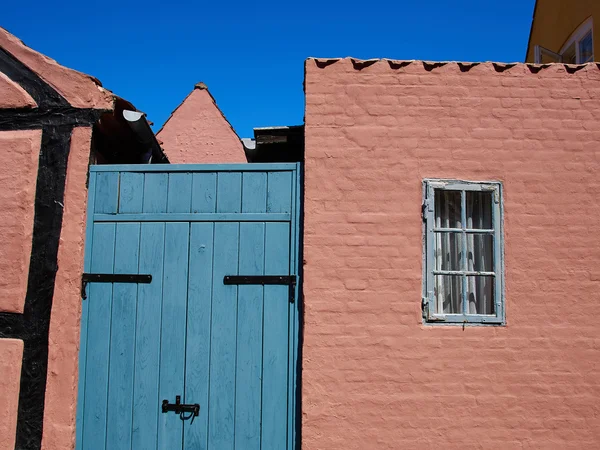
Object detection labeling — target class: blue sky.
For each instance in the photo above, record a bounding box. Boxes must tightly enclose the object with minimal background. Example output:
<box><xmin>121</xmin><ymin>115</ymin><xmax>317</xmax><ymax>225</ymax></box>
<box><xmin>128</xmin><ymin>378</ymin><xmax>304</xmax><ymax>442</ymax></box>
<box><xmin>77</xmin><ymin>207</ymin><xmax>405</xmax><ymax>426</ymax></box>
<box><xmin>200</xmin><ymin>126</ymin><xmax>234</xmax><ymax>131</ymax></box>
<box><xmin>4</xmin><ymin>0</ymin><xmax>535</xmax><ymax>138</ymax></box>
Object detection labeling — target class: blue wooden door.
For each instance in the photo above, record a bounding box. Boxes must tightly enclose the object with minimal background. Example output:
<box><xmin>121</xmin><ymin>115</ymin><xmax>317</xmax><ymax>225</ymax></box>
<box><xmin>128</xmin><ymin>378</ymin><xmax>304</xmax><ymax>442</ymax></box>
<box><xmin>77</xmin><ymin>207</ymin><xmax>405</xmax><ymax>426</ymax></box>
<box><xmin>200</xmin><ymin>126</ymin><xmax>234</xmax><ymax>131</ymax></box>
<box><xmin>76</xmin><ymin>165</ymin><xmax>300</xmax><ymax>450</ymax></box>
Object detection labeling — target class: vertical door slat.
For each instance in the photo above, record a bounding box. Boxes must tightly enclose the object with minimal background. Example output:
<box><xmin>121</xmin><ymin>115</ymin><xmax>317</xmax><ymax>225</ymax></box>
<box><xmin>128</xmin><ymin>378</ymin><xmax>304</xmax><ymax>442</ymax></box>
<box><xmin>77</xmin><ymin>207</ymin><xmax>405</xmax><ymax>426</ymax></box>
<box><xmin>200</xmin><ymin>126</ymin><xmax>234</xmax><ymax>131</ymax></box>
<box><xmin>261</xmin><ymin>222</ymin><xmax>291</xmax><ymax>450</ymax></box>
<box><xmin>81</xmin><ymin>223</ymin><xmax>116</xmax><ymax>449</ymax></box>
<box><xmin>132</xmin><ymin>222</ymin><xmax>165</xmax><ymax>449</ymax></box>
<box><xmin>119</xmin><ymin>173</ymin><xmax>144</xmax><ymax>213</ymax></box>
<box><xmin>242</xmin><ymin>172</ymin><xmax>267</xmax><ymax>213</ymax></box>
<box><xmin>216</xmin><ymin>172</ymin><xmax>242</xmax><ymax>213</ymax></box>
<box><xmin>234</xmin><ymin>222</ymin><xmax>266</xmax><ymax>450</ymax></box>
<box><xmin>157</xmin><ymin>222</ymin><xmax>190</xmax><ymax>449</ymax></box>
<box><xmin>183</xmin><ymin>222</ymin><xmax>214</xmax><ymax>448</ymax></box>
<box><xmin>106</xmin><ymin>223</ymin><xmax>141</xmax><ymax>449</ymax></box>
<box><xmin>94</xmin><ymin>172</ymin><xmax>119</xmax><ymax>214</ymax></box>
<box><xmin>208</xmin><ymin>222</ymin><xmax>239</xmax><ymax>450</ymax></box>
<box><xmin>143</xmin><ymin>173</ymin><xmax>168</xmax><ymax>213</ymax></box>
<box><xmin>167</xmin><ymin>173</ymin><xmax>193</xmax><ymax>213</ymax></box>
<box><xmin>192</xmin><ymin>172</ymin><xmax>217</xmax><ymax>213</ymax></box>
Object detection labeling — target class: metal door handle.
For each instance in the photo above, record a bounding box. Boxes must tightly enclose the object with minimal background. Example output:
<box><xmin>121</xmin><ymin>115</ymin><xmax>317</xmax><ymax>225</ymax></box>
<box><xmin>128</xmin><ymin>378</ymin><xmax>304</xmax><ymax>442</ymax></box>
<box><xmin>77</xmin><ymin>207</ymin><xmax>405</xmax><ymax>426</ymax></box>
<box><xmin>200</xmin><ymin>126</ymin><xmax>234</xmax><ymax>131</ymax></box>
<box><xmin>161</xmin><ymin>396</ymin><xmax>199</xmax><ymax>422</ymax></box>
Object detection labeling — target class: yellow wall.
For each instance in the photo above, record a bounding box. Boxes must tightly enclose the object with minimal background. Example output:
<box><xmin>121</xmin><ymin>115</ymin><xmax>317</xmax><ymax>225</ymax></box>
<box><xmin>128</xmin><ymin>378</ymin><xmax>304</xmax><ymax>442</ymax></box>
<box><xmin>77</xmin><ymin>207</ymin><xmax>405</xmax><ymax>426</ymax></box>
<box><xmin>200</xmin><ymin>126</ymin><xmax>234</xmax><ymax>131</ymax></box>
<box><xmin>526</xmin><ymin>0</ymin><xmax>599</xmax><ymax>62</ymax></box>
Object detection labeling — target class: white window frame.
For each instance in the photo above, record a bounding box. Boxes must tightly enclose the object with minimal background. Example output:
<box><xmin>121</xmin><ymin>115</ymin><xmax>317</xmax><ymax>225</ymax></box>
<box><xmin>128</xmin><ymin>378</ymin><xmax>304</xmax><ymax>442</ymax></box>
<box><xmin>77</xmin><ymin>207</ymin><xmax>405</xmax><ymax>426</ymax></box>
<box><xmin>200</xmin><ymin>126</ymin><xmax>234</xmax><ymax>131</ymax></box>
<box><xmin>534</xmin><ymin>17</ymin><xmax>594</xmax><ymax>64</ymax></box>
<box><xmin>422</xmin><ymin>179</ymin><xmax>505</xmax><ymax>325</ymax></box>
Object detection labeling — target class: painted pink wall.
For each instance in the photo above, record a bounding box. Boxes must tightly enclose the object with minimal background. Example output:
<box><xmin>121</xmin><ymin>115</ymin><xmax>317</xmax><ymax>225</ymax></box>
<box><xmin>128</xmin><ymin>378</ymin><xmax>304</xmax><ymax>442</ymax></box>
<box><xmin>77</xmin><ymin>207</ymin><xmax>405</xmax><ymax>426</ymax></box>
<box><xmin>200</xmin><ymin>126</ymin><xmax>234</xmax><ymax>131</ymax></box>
<box><xmin>0</xmin><ymin>27</ymin><xmax>113</xmax><ymax>110</ymax></box>
<box><xmin>0</xmin><ymin>72</ymin><xmax>36</xmax><ymax>108</ymax></box>
<box><xmin>0</xmin><ymin>339</ymin><xmax>23</xmax><ymax>450</ymax></box>
<box><xmin>303</xmin><ymin>58</ymin><xmax>600</xmax><ymax>449</ymax></box>
<box><xmin>41</xmin><ymin>127</ymin><xmax>92</xmax><ymax>450</ymax></box>
<box><xmin>156</xmin><ymin>83</ymin><xmax>246</xmax><ymax>163</ymax></box>
<box><xmin>0</xmin><ymin>130</ymin><xmax>40</xmax><ymax>313</ymax></box>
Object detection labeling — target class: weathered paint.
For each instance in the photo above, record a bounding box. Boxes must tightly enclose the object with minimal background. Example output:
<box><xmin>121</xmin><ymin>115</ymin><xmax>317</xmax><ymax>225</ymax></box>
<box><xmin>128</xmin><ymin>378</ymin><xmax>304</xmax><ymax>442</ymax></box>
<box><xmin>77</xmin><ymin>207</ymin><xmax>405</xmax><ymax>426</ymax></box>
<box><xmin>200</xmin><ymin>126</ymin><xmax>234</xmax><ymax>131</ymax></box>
<box><xmin>526</xmin><ymin>0</ymin><xmax>600</xmax><ymax>62</ymax></box>
<box><xmin>0</xmin><ymin>27</ymin><xmax>113</xmax><ymax>110</ymax></box>
<box><xmin>41</xmin><ymin>127</ymin><xmax>92</xmax><ymax>450</ymax></box>
<box><xmin>0</xmin><ymin>130</ymin><xmax>40</xmax><ymax>313</ymax></box>
<box><xmin>0</xmin><ymin>339</ymin><xmax>23</xmax><ymax>450</ymax></box>
<box><xmin>156</xmin><ymin>84</ymin><xmax>246</xmax><ymax>163</ymax></box>
<box><xmin>303</xmin><ymin>58</ymin><xmax>600</xmax><ymax>449</ymax></box>
<box><xmin>0</xmin><ymin>72</ymin><xmax>36</xmax><ymax>108</ymax></box>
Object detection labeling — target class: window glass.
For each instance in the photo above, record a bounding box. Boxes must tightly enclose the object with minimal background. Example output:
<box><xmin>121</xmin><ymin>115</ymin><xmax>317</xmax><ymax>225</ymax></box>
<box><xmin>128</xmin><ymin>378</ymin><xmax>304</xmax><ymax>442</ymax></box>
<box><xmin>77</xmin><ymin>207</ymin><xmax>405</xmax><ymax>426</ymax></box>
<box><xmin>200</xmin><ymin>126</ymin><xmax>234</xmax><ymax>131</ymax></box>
<box><xmin>435</xmin><ymin>232</ymin><xmax>463</xmax><ymax>271</ymax></box>
<box><xmin>580</xmin><ymin>31</ymin><xmax>593</xmax><ymax>62</ymax></box>
<box><xmin>435</xmin><ymin>275</ymin><xmax>462</xmax><ymax>314</ymax></box>
<box><xmin>467</xmin><ymin>276</ymin><xmax>495</xmax><ymax>315</ymax></box>
<box><xmin>466</xmin><ymin>191</ymin><xmax>492</xmax><ymax>229</ymax></box>
<box><xmin>435</xmin><ymin>190</ymin><xmax>461</xmax><ymax>228</ymax></box>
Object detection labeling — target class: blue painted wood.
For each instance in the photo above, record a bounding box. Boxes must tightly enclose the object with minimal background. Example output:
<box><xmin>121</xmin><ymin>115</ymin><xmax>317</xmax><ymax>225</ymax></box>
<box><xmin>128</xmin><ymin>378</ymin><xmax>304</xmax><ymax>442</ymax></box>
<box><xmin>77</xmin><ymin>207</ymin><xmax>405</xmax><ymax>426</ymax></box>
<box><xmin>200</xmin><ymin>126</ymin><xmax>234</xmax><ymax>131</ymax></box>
<box><xmin>267</xmin><ymin>171</ymin><xmax>292</xmax><ymax>213</ymax></box>
<box><xmin>132</xmin><ymin>222</ymin><xmax>165</xmax><ymax>449</ymax></box>
<box><xmin>106</xmin><ymin>223</ymin><xmax>141</xmax><ymax>450</ymax></box>
<box><xmin>75</xmin><ymin>171</ymin><xmax>97</xmax><ymax>450</ymax></box>
<box><xmin>234</xmin><ymin>222</ymin><xmax>265</xmax><ymax>450</ymax></box>
<box><xmin>192</xmin><ymin>172</ymin><xmax>217</xmax><ymax>213</ymax></box>
<box><xmin>242</xmin><ymin>172</ymin><xmax>267</xmax><ymax>213</ymax></box>
<box><xmin>93</xmin><ymin>213</ymin><xmax>291</xmax><ymax>223</ymax></box>
<box><xmin>208</xmin><ymin>222</ymin><xmax>239</xmax><ymax>450</ymax></box>
<box><xmin>261</xmin><ymin>222</ymin><xmax>291</xmax><ymax>450</ymax></box>
<box><xmin>167</xmin><ymin>173</ymin><xmax>193</xmax><ymax>213</ymax></box>
<box><xmin>183</xmin><ymin>222</ymin><xmax>214</xmax><ymax>449</ymax></box>
<box><xmin>142</xmin><ymin>173</ymin><xmax>168</xmax><ymax>213</ymax></box>
<box><xmin>79</xmin><ymin>165</ymin><xmax>300</xmax><ymax>450</ymax></box>
<box><xmin>80</xmin><ymin>223</ymin><xmax>116</xmax><ymax>449</ymax></box>
<box><xmin>157</xmin><ymin>222</ymin><xmax>189</xmax><ymax>449</ymax></box>
<box><xmin>118</xmin><ymin>172</ymin><xmax>144</xmax><ymax>213</ymax></box>
<box><xmin>94</xmin><ymin>171</ymin><xmax>119</xmax><ymax>213</ymax></box>
<box><xmin>216</xmin><ymin>172</ymin><xmax>242</xmax><ymax>213</ymax></box>
<box><xmin>91</xmin><ymin>163</ymin><xmax>298</xmax><ymax>172</ymax></box>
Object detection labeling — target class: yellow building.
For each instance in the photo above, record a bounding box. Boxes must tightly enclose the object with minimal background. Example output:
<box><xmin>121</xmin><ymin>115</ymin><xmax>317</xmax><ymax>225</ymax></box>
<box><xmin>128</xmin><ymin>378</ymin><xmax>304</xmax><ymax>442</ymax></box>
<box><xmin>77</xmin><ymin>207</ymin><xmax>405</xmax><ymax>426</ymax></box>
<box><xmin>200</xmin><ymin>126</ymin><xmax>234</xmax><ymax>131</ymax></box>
<box><xmin>526</xmin><ymin>0</ymin><xmax>597</xmax><ymax>63</ymax></box>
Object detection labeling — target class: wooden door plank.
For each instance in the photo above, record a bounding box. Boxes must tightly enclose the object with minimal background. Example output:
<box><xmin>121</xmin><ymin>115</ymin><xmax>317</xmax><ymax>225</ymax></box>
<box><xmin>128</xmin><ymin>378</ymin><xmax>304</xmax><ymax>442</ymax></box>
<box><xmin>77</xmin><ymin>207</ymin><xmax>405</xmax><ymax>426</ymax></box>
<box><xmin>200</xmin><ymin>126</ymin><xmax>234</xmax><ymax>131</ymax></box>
<box><xmin>94</xmin><ymin>171</ymin><xmax>119</xmax><ymax>214</ymax></box>
<box><xmin>106</xmin><ymin>223</ymin><xmax>141</xmax><ymax>450</ymax></box>
<box><xmin>167</xmin><ymin>173</ymin><xmax>193</xmax><ymax>213</ymax></box>
<box><xmin>183</xmin><ymin>222</ymin><xmax>214</xmax><ymax>448</ymax></box>
<box><xmin>157</xmin><ymin>222</ymin><xmax>190</xmax><ymax>449</ymax></box>
<box><xmin>241</xmin><ymin>172</ymin><xmax>267</xmax><ymax>213</ymax></box>
<box><xmin>131</xmin><ymin>222</ymin><xmax>166</xmax><ymax>449</ymax></box>
<box><xmin>142</xmin><ymin>173</ymin><xmax>168</xmax><ymax>213</ymax></box>
<box><xmin>216</xmin><ymin>172</ymin><xmax>242</xmax><ymax>213</ymax></box>
<box><xmin>267</xmin><ymin>171</ymin><xmax>292</xmax><ymax>214</ymax></box>
<box><xmin>191</xmin><ymin>172</ymin><xmax>217</xmax><ymax>213</ymax></box>
<box><xmin>208</xmin><ymin>222</ymin><xmax>239</xmax><ymax>450</ymax></box>
<box><xmin>261</xmin><ymin>222</ymin><xmax>291</xmax><ymax>450</ymax></box>
<box><xmin>234</xmin><ymin>222</ymin><xmax>265</xmax><ymax>450</ymax></box>
<box><xmin>81</xmin><ymin>223</ymin><xmax>116</xmax><ymax>449</ymax></box>
<box><xmin>118</xmin><ymin>172</ymin><xmax>144</xmax><ymax>213</ymax></box>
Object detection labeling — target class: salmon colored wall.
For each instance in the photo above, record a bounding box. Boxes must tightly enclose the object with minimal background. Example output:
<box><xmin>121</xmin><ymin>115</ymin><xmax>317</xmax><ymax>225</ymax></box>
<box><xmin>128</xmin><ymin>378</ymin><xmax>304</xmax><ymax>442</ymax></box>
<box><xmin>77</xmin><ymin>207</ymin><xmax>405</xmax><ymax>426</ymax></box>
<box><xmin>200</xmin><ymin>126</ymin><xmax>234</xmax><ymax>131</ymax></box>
<box><xmin>303</xmin><ymin>58</ymin><xmax>600</xmax><ymax>449</ymax></box>
<box><xmin>0</xmin><ymin>27</ymin><xmax>113</xmax><ymax>109</ymax></box>
<box><xmin>0</xmin><ymin>72</ymin><xmax>36</xmax><ymax>108</ymax></box>
<box><xmin>526</xmin><ymin>0</ymin><xmax>599</xmax><ymax>63</ymax></box>
<box><xmin>156</xmin><ymin>84</ymin><xmax>246</xmax><ymax>163</ymax></box>
<box><xmin>0</xmin><ymin>130</ymin><xmax>40</xmax><ymax>313</ymax></box>
<box><xmin>41</xmin><ymin>127</ymin><xmax>92</xmax><ymax>450</ymax></box>
<box><xmin>0</xmin><ymin>339</ymin><xmax>23</xmax><ymax>450</ymax></box>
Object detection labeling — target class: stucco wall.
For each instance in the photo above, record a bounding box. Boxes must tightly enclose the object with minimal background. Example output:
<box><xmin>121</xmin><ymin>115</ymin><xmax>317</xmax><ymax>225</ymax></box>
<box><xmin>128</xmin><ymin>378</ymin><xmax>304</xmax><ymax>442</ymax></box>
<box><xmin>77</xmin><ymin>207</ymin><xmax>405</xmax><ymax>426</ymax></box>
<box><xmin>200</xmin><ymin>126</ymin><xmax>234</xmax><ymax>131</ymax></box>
<box><xmin>0</xmin><ymin>339</ymin><xmax>23</xmax><ymax>450</ymax></box>
<box><xmin>156</xmin><ymin>83</ymin><xmax>246</xmax><ymax>163</ymax></box>
<box><xmin>0</xmin><ymin>130</ymin><xmax>39</xmax><ymax>313</ymax></box>
<box><xmin>526</xmin><ymin>0</ymin><xmax>599</xmax><ymax>62</ymax></box>
<box><xmin>303</xmin><ymin>58</ymin><xmax>600</xmax><ymax>449</ymax></box>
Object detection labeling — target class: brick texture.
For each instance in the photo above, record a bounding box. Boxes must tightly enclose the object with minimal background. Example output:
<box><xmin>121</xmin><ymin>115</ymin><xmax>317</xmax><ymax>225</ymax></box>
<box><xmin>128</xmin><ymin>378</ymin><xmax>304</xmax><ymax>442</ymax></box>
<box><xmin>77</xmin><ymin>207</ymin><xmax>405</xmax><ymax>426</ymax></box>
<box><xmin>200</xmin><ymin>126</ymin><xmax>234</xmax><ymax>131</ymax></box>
<box><xmin>303</xmin><ymin>58</ymin><xmax>600</xmax><ymax>449</ymax></box>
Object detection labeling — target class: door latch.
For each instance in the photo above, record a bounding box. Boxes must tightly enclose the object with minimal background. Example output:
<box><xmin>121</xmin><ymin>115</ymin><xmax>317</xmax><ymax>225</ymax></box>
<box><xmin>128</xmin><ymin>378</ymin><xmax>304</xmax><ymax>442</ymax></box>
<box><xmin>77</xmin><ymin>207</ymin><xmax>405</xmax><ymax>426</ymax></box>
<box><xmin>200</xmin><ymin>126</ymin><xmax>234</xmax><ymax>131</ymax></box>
<box><xmin>223</xmin><ymin>275</ymin><xmax>297</xmax><ymax>303</ymax></box>
<box><xmin>161</xmin><ymin>395</ymin><xmax>199</xmax><ymax>423</ymax></box>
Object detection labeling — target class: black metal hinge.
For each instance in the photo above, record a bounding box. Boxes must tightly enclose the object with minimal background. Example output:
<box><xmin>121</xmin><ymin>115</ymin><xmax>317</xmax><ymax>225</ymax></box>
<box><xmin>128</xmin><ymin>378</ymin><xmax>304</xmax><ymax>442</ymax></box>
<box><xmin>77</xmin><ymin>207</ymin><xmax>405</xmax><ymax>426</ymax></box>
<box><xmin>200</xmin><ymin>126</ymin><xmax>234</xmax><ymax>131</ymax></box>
<box><xmin>223</xmin><ymin>275</ymin><xmax>297</xmax><ymax>303</ymax></box>
<box><xmin>81</xmin><ymin>273</ymin><xmax>152</xmax><ymax>300</ymax></box>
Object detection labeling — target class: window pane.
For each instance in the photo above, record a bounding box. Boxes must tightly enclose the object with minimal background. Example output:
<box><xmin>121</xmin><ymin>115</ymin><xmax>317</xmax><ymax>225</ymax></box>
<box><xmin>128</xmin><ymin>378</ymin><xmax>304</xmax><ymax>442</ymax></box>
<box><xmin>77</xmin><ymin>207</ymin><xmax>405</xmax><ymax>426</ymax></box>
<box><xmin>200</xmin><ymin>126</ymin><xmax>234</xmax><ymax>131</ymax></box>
<box><xmin>435</xmin><ymin>275</ymin><xmax>463</xmax><ymax>314</ymax></box>
<box><xmin>562</xmin><ymin>43</ymin><xmax>576</xmax><ymax>64</ymax></box>
<box><xmin>579</xmin><ymin>31</ymin><xmax>593</xmax><ymax>63</ymax></box>
<box><xmin>467</xmin><ymin>276</ymin><xmax>495</xmax><ymax>315</ymax></box>
<box><xmin>434</xmin><ymin>232</ymin><xmax>463</xmax><ymax>271</ymax></box>
<box><xmin>435</xmin><ymin>190</ymin><xmax>461</xmax><ymax>228</ymax></box>
<box><xmin>466</xmin><ymin>191</ymin><xmax>492</xmax><ymax>229</ymax></box>
<box><xmin>466</xmin><ymin>233</ymin><xmax>494</xmax><ymax>272</ymax></box>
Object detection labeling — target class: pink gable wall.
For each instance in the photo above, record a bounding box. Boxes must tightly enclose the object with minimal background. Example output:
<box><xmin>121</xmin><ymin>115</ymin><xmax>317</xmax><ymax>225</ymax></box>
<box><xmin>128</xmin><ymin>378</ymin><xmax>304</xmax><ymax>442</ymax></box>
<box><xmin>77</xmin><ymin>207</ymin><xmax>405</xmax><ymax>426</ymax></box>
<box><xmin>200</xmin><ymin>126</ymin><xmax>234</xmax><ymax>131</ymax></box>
<box><xmin>303</xmin><ymin>58</ymin><xmax>600</xmax><ymax>449</ymax></box>
<box><xmin>0</xmin><ymin>72</ymin><xmax>36</xmax><ymax>108</ymax></box>
<box><xmin>0</xmin><ymin>27</ymin><xmax>113</xmax><ymax>109</ymax></box>
<box><xmin>156</xmin><ymin>83</ymin><xmax>246</xmax><ymax>163</ymax></box>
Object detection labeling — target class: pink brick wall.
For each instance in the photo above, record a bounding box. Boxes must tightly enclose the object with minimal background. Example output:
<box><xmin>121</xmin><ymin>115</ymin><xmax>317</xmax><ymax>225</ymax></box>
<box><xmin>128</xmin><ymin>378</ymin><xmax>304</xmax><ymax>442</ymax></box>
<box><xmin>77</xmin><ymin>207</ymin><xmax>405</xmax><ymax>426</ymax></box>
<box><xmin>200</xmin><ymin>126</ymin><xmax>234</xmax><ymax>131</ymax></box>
<box><xmin>303</xmin><ymin>58</ymin><xmax>600</xmax><ymax>449</ymax></box>
<box><xmin>157</xmin><ymin>83</ymin><xmax>246</xmax><ymax>163</ymax></box>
